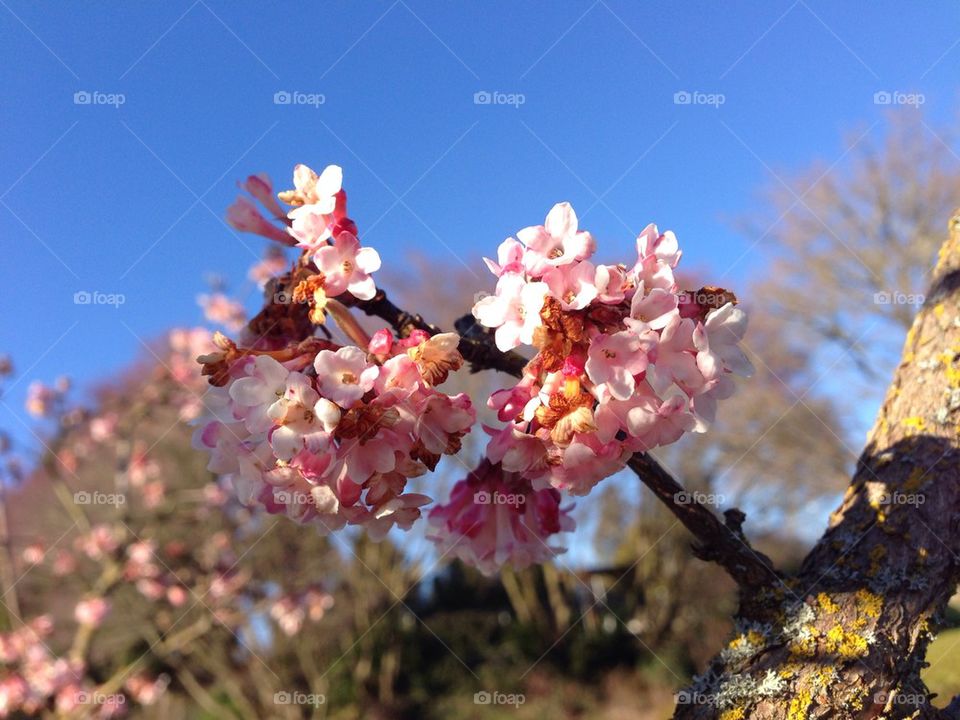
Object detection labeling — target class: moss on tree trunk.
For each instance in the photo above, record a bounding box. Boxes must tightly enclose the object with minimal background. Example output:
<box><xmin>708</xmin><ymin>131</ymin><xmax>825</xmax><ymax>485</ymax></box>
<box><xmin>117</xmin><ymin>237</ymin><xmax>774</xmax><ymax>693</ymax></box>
<box><xmin>672</xmin><ymin>216</ymin><xmax>960</xmax><ymax>719</ymax></box>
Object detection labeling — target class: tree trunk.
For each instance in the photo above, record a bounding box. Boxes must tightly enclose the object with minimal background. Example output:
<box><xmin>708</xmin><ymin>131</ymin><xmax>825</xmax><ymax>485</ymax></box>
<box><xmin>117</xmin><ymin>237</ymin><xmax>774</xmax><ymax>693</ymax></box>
<box><xmin>673</xmin><ymin>214</ymin><xmax>960</xmax><ymax>719</ymax></box>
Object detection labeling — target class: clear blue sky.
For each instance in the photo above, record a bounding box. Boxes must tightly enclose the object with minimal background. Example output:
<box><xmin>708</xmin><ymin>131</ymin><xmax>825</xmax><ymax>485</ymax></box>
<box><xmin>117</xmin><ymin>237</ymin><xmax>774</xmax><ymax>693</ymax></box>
<box><xmin>2</xmin><ymin>0</ymin><xmax>958</xmax><ymax>451</ymax></box>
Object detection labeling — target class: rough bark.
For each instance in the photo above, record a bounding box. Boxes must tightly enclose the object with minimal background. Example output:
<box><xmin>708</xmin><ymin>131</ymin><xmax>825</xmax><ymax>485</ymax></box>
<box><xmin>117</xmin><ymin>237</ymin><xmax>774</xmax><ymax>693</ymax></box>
<box><xmin>672</xmin><ymin>214</ymin><xmax>960</xmax><ymax>719</ymax></box>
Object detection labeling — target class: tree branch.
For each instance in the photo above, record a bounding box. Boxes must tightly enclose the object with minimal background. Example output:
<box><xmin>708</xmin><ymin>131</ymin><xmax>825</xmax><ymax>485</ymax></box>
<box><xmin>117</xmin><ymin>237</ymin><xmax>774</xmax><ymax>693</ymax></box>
<box><xmin>342</xmin><ymin>290</ymin><xmax>528</xmax><ymax>376</ymax></box>
<box><xmin>626</xmin><ymin>454</ymin><xmax>779</xmax><ymax>588</ymax></box>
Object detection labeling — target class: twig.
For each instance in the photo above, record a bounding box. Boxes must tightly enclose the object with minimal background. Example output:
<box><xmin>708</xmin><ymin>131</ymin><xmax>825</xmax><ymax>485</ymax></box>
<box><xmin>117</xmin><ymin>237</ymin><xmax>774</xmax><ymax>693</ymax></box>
<box><xmin>626</xmin><ymin>454</ymin><xmax>779</xmax><ymax>588</ymax></box>
<box><xmin>341</xmin><ymin>290</ymin><xmax>528</xmax><ymax>377</ymax></box>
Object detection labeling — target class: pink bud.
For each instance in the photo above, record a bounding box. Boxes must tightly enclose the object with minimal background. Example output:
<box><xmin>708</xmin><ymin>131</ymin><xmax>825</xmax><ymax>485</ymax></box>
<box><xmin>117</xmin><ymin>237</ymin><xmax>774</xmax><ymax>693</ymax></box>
<box><xmin>400</xmin><ymin>329</ymin><xmax>431</xmax><ymax>349</ymax></box>
<box><xmin>226</xmin><ymin>197</ymin><xmax>295</xmax><ymax>246</ymax></box>
<box><xmin>368</xmin><ymin>328</ymin><xmax>394</xmax><ymax>355</ymax></box>
<box><xmin>240</xmin><ymin>173</ymin><xmax>285</xmax><ymax>219</ymax></box>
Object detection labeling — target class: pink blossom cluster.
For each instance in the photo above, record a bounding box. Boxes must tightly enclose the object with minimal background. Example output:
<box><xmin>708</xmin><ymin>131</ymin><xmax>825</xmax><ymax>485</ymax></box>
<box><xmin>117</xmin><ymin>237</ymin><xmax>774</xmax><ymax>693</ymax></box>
<box><xmin>73</xmin><ymin>597</ymin><xmax>111</xmax><ymax>628</ymax></box>
<box><xmin>468</xmin><ymin>203</ymin><xmax>753</xmax><ymax>497</ymax></box>
<box><xmin>248</xmin><ymin>246</ymin><xmax>288</xmax><ymax>288</ymax></box>
<box><xmin>217</xmin><ymin>164</ymin><xmax>753</xmax><ymax>576</ymax></box>
<box><xmin>0</xmin><ymin>616</ymin><xmax>81</xmax><ymax>717</ymax></box>
<box><xmin>24</xmin><ymin>377</ymin><xmax>69</xmax><ymax>418</ymax></box>
<box><xmin>426</xmin><ymin>204</ymin><xmax>752</xmax><ymax>573</ymax></box>
<box><xmin>0</xmin><ymin>615</ymin><xmax>166</xmax><ymax>718</ymax></box>
<box><xmin>193</xmin><ymin>330</ymin><xmax>476</xmax><ymax>540</ymax></box>
<box><xmin>269</xmin><ymin>587</ymin><xmax>334</xmax><ymax>637</ymax></box>
<box><xmin>427</xmin><ymin>459</ymin><xmax>575</xmax><ymax>575</ymax></box>
<box><xmin>124</xmin><ymin>539</ymin><xmax>189</xmax><ymax>608</ymax></box>
<box><xmin>197</xmin><ymin>292</ymin><xmax>247</xmax><ymax>332</ymax></box>
<box><xmin>227</xmin><ymin>165</ymin><xmax>381</xmax><ymax>304</ymax></box>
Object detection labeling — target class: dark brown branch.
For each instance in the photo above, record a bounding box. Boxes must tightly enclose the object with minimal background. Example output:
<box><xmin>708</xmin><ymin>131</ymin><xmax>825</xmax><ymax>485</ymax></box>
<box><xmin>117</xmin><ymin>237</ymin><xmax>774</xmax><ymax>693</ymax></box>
<box><xmin>342</xmin><ymin>290</ymin><xmax>528</xmax><ymax>377</ymax></box>
<box><xmin>345</xmin><ymin>287</ymin><xmax>775</xmax><ymax>587</ymax></box>
<box><xmin>627</xmin><ymin>454</ymin><xmax>779</xmax><ymax>588</ymax></box>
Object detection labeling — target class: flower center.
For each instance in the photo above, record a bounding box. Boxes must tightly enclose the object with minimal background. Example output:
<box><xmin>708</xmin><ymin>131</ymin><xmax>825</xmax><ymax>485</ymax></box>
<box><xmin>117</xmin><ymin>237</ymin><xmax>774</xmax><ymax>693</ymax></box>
<box><xmin>340</xmin><ymin>371</ymin><xmax>358</xmax><ymax>385</ymax></box>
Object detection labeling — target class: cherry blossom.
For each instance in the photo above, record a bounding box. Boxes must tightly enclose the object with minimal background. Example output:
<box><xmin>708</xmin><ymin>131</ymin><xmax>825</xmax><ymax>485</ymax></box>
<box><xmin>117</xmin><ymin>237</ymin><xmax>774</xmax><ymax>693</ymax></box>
<box><xmin>427</xmin><ymin>459</ymin><xmax>575</xmax><ymax>576</ymax></box>
<box><xmin>194</xmin><ymin>162</ymin><xmax>753</xmax><ymax>578</ymax></box>
<box><xmin>472</xmin><ymin>273</ymin><xmax>549</xmax><ymax>351</ymax></box>
<box><xmin>229</xmin><ymin>355</ymin><xmax>291</xmax><ymax>433</ymax></box>
<box><xmin>197</xmin><ymin>292</ymin><xmax>246</xmax><ymax>332</ymax></box>
<box><xmin>312</xmin><ymin>230</ymin><xmax>381</xmax><ymax>300</ymax></box>
<box><xmin>74</xmin><ymin>597</ymin><xmax>111</xmax><ymax>627</ymax></box>
<box><xmin>518</xmin><ymin>202</ymin><xmax>595</xmax><ymax>276</ymax></box>
<box><xmin>542</xmin><ymin>261</ymin><xmax>599</xmax><ymax>310</ymax></box>
<box><xmin>585</xmin><ymin>330</ymin><xmax>652</xmax><ymax>401</ymax></box>
<box><xmin>482</xmin><ymin>237</ymin><xmax>525</xmax><ymax>277</ymax></box>
<box><xmin>248</xmin><ymin>246</ymin><xmax>288</xmax><ymax>288</ymax></box>
<box><xmin>457</xmin><ymin>201</ymin><xmax>752</xmax><ymax>565</ymax></box>
<box><xmin>281</xmin><ymin>164</ymin><xmax>342</xmax><ymax>218</ymax></box>
<box><xmin>313</xmin><ymin>347</ymin><xmax>378</xmax><ymax>409</ymax></box>
<box><xmin>268</xmin><ymin>372</ymin><xmax>340</xmax><ymax>461</ymax></box>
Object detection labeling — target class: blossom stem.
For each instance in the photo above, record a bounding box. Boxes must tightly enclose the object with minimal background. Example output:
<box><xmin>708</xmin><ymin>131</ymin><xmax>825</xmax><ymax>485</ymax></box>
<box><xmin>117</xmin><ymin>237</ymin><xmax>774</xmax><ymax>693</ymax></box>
<box><xmin>326</xmin><ymin>298</ymin><xmax>373</xmax><ymax>349</ymax></box>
